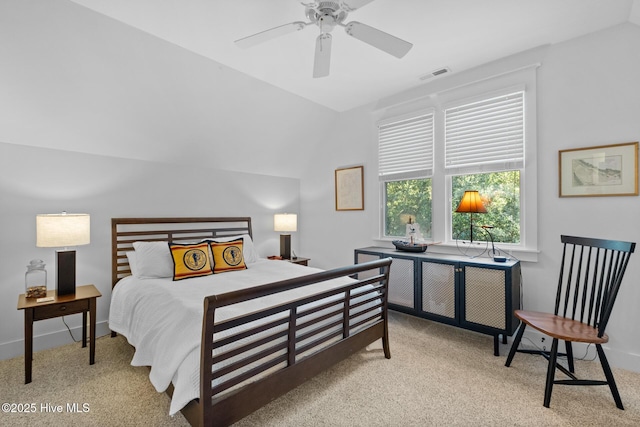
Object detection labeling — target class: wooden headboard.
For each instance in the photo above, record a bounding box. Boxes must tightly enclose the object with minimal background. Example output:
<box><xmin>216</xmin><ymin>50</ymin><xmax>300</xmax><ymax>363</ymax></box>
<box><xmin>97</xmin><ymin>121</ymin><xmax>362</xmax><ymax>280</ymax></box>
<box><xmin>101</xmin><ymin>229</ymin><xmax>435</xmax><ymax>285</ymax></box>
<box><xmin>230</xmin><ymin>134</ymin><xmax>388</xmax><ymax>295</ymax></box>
<box><xmin>111</xmin><ymin>217</ymin><xmax>252</xmax><ymax>288</ymax></box>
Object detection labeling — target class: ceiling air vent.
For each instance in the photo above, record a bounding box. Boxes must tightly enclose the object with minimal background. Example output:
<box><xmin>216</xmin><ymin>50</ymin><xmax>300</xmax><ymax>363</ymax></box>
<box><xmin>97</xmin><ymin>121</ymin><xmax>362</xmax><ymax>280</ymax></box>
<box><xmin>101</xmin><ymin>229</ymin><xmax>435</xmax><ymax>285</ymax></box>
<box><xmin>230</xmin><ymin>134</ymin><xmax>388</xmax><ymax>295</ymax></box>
<box><xmin>419</xmin><ymin>67</ymin><xmax>451</xmax><ymax>81</ymax></box>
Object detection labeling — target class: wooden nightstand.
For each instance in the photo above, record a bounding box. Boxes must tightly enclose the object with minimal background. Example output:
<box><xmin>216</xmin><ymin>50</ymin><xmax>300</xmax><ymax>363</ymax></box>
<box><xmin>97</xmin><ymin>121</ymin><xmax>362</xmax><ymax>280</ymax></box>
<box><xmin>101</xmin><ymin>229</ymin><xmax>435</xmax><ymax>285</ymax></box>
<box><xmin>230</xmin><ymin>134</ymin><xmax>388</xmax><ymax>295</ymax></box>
<box><xmin>288</xmin><ymin>257</ymin><xmax>310</xmax><ymax>266</ymax></box>
<box><xmin>17</xmin><ymin>284</ymin><xmax>102</xmax><ymax>384</ymax></box>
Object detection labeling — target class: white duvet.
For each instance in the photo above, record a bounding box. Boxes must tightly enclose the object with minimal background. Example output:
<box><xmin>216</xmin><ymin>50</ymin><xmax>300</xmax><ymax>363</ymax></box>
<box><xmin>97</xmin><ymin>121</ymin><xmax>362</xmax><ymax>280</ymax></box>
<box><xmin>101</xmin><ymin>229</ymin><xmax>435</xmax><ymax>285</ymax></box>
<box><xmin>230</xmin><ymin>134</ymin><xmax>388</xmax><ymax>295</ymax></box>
<box><xmin>109</xmin><ymin>259</ymin><xmax>371</xmax><ymax>415</ymax></box>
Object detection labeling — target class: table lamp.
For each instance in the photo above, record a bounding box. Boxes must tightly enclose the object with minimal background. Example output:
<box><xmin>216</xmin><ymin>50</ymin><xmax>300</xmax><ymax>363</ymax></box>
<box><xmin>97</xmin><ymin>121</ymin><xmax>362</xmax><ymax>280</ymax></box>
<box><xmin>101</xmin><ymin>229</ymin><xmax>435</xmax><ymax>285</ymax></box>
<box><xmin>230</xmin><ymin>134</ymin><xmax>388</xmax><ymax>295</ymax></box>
<box><xmin>274</xmin><ymin>213</ymin><xmax>297</xmax><ymax>259</ymax></box>
<box><xmin>36</xmin><ymin>212</ymin><xmax>90</xmax><ymax>296</ymax></box>
<box><xmin>455</xmin><ymin>191</ymin><xmax>486</xmax><ymax>243</ymax></box>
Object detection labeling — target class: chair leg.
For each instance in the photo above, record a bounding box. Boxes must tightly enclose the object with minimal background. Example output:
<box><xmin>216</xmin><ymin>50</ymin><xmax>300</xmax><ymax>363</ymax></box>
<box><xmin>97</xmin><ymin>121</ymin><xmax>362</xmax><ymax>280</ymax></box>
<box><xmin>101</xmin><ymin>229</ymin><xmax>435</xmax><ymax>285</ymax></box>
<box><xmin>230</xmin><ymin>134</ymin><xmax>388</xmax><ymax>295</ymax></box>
<box><xmin>543</xmin><ymin>338</ymin><xmax>559</xmax><ymax>408</ymax></box>
<box><xmin>596</xmin><ymin>344</ymin><xmax>624</xmax><ymax>410</ymax></box>
<box><xmin>565</xmin><ymin>341</ymin><xmax>574</xmax><ymax>373</ymax></box>
<box><xmin>505</xmin><ymin>323</ymin><xmax>526</xmax><ymax>367</ymax></box>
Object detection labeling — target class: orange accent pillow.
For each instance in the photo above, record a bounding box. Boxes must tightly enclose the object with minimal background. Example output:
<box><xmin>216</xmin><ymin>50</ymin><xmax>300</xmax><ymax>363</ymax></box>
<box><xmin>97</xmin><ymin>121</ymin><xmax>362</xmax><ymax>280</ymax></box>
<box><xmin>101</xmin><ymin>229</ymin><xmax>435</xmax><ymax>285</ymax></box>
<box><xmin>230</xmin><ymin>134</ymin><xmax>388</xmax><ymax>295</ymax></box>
<box><xmin>169</xmin><ymin>242</ymin><xmax>213</xmax><ymax>281</ymax></box>
<box><xmin>209</xmin><ymin>240</ymin><xmax>247</xmax><ymax>273</ymax></box>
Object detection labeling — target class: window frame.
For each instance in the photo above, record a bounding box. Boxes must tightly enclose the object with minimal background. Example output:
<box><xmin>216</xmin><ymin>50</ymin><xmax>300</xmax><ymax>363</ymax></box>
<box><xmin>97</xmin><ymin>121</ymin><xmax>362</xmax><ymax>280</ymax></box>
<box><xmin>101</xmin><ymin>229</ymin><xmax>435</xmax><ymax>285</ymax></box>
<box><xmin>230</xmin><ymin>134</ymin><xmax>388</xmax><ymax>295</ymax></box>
<box><xmin>447</xmin><ymin>169</ymin><xmax>523</xmax><ymax>244</ymax></box>
<box><xmin>381</xmin><ymin>176</ymin><xmax>433</xmax><ymax>239</ymax></box>
<box><xmin>444</xmin><ymin>87</ymin><xmax>525</xmax><ymax>246</ymax></box>
<box><xmin>376</xmin><ymin>65</ymin><xmax>538</xmax><ymax>260</ymax></box>
<box><xmin>378</xmin><ymin>109</ymin><xmax>435</xmax><ymax>239</ymax></box>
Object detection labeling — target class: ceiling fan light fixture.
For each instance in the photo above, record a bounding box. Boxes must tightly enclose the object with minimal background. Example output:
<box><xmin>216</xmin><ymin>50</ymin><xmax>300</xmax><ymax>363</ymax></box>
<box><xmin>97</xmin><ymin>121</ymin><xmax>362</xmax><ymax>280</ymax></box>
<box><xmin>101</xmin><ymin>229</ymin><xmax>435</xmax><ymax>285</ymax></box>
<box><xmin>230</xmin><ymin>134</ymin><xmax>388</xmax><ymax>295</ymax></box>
<box><xmin>307</xmin><ymin>2</ymin><xmax>347</xmax><ymax>28</ymax></box>
<box><xmin>318</xmin><ymin>13</ymin><xmax>338</xmax><ymax>32</ymax></box>
<box><xmin>235</xmin><ymin>0</ymin><xmax>413</xmax><ymax>77</ymax></box>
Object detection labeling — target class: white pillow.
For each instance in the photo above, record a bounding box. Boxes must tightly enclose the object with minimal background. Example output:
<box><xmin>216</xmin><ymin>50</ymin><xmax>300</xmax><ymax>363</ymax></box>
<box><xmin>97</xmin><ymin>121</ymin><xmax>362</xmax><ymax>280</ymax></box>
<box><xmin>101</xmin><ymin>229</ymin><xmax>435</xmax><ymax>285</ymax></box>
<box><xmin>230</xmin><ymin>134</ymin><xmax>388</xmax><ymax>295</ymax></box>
<box><xmin>132</xmin><ymin>241</ymin><xmax>174</xmax><ymax>278</ymax></box>
<box><xmin>125</xmin><ymin>251</ymin><xmax>139</xmax><ymax>277</ymax></box>
<box><xmin>201</xmin><ymin>234</ymin><xmax>259</xmax><ymax>263</ymax></box>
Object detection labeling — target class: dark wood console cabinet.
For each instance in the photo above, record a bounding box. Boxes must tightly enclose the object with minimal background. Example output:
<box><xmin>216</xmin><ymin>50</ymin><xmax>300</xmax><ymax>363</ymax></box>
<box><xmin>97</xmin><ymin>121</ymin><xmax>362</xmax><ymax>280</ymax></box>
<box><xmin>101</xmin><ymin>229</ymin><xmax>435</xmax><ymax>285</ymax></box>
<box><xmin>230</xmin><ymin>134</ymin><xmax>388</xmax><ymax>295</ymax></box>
<box><xmin>355</xmin><ymin>247</ymin><xmax>521</xmax><ymax>356</ymax></box>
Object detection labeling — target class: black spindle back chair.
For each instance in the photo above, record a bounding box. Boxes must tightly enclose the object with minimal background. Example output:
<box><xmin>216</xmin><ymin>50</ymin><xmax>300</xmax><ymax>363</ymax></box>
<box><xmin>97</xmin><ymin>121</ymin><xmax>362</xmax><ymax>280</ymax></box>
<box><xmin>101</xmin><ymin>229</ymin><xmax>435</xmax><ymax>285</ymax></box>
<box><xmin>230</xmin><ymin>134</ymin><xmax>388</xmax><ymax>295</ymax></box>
<box><xmin>505</xmin><ymin>235</ymin><xmax>635</xmax><ymax>409</ymax></box>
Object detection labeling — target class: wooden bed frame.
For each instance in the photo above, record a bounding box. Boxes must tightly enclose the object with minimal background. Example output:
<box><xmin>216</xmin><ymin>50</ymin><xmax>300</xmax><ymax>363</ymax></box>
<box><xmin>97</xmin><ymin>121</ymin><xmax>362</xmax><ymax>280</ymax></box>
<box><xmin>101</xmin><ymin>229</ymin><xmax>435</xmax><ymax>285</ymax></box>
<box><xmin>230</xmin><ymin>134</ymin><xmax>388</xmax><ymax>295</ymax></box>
<box><xmin>111</xmin><ymin>217</ymin><xmax>392</xmax><ymax>426</ymax></box>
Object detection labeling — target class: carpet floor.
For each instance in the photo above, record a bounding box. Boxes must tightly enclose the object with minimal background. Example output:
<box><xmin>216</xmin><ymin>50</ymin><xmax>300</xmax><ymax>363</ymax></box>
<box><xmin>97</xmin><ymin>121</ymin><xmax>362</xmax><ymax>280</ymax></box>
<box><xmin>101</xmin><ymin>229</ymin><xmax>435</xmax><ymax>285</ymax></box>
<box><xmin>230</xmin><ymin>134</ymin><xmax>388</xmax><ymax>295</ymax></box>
<box><xmin>2</xmin><ymin>311</ymin><xmax>639</xmax><ymax>426</ymax></box>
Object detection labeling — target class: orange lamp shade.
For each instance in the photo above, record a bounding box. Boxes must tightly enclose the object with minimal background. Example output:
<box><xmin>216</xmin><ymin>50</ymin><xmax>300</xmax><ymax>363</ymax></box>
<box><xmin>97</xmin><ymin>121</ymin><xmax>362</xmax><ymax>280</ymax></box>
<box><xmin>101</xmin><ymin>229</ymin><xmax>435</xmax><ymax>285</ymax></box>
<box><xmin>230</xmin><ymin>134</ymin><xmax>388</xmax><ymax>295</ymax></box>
<box><xmin>455</xmin><ymin>190</ymin><xmax>487</xmax><ymax>213</ymax></box>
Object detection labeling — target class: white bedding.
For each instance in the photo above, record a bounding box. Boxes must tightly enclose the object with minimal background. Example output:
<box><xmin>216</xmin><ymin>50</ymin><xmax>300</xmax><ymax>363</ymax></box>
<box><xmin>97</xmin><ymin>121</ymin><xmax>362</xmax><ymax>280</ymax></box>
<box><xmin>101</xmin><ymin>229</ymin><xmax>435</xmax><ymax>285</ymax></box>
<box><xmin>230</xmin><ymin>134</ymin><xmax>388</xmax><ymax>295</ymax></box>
<box><xmin>109</xmin><ymin>259</ymin><xmax>374</xmax><ymax>415</ymax></box>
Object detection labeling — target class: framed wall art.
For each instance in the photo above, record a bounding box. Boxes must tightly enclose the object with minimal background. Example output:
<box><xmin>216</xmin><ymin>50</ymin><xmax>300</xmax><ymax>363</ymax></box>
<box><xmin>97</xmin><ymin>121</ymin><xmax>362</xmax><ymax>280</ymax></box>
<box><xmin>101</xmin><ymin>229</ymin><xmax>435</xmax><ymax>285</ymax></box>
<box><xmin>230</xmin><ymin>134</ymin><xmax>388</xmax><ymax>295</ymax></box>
<box><xmin>559</xmin><ymin>141</ymin><xmax>638</xmax><ymax>197</ymax></box>
<box><xmin>335</xmin><ymin>166</ymin><xmax>364</xmax><ymax>210</ymax></box>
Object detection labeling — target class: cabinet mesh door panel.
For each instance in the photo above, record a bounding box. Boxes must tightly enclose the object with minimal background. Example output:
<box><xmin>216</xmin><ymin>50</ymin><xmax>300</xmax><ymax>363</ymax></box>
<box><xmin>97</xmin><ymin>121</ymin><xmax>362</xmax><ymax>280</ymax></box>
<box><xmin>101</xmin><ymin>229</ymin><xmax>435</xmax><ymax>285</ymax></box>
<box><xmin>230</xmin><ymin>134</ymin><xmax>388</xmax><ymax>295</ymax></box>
<box><xmin>356</xmin><ymin>253</ymin><xmax>381</xmax><ymax>280</ymax></box>
<box><xmin>464</xmin><ymin>266</ymin><xmax>505</xmax><ymax>329</ymax></box>
<box><xmin>388</xmin><ymin>257</ymin><xmax>414</xmax><ymax>308</ymax></box>
<box><xmin>422</xmin><ymin>261</ymin><xmax>456</xmax><ymax>319</ymax></box>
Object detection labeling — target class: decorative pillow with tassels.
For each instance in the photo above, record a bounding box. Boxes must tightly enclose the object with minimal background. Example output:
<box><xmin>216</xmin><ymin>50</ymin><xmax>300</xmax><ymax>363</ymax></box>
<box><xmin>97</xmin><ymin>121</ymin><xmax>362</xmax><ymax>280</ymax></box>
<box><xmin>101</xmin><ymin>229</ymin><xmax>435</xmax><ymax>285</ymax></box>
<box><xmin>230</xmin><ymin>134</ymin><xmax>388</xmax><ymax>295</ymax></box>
<box><xmin>209</xmin><ymin>239</ymin><xmax>247</xmax><ymax>273</ymax></box>
<box><xmin>169</xmin><ymin>242</ymin><xmax>213</xmax><ymax>280</ymax></box>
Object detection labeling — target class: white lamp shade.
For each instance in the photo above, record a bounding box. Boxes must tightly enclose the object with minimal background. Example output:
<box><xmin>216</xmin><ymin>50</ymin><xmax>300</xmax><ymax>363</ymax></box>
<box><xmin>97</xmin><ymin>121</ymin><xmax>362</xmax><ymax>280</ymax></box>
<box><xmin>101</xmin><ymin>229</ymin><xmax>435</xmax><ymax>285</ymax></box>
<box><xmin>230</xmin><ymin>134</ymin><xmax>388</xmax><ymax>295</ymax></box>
<box><xmin>274</xmin><ymin>213</ymin><xmax>297</xmax><ymax>233</ymax></box>
<box><xmin>36</xmin><ymin>213</ymin><xmax>91</xmax><ymax>247</ymax></box>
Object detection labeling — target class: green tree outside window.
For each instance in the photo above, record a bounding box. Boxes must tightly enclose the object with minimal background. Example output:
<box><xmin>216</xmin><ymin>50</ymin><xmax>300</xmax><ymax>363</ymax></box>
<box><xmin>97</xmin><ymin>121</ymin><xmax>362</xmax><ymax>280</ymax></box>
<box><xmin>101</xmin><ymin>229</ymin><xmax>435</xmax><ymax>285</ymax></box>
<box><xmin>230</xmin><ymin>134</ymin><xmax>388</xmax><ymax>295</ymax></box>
<box><xmin>384</xmin><ymin>178</ymin><xmax>432</xmax><ymax>238</ymax></box>
<box><xmin>451</xmin><ymin>171</ymin><xmax>520</xmax><ymax>243</ymax></box>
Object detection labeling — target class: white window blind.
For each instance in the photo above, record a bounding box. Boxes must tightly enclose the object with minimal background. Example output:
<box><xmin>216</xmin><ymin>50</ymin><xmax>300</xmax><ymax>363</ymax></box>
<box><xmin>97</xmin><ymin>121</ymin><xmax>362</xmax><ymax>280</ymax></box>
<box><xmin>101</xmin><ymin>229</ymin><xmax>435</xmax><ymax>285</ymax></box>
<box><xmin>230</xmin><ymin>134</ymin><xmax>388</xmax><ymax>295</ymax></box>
<box><xmin>378</xmin><ymin>112</ymin><xmax>434</xmax><ymax>180</ymax></box>
<box><xmin>445</xmin><ymin>91</ymin><xmax>524</xmax><ymax>170</ymax></box>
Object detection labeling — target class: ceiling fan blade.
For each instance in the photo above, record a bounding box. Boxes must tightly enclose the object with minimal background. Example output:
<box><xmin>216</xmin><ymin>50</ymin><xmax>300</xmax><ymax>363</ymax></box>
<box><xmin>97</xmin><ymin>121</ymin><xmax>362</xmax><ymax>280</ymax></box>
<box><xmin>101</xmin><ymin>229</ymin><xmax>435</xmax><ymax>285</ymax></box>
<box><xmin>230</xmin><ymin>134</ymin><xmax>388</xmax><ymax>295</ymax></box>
<box><xmin>313</xmin><ymin>33</ymin><xmax>332</xmax><ymax>78</ymax></box>
<box><xmin>340</xmin><ymin>0</ymin><xmax>376</xmax><ymax>12</ymax></box>
<box><xmin>235</xmin><ymin>21</ymin><xmax>307</xmax><ymax>49</ymax></box>
<box><xmin>344</xmin><ymin>21</ymin><xmax>412</xmax><ymax>58</ymax></box>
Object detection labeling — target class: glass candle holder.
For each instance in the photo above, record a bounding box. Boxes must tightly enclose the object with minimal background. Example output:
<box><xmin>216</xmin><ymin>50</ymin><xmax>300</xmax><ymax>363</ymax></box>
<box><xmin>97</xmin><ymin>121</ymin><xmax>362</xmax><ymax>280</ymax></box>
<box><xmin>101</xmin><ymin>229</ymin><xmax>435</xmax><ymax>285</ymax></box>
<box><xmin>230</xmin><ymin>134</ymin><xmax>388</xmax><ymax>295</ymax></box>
<box><xmin>25</xmin><ymin>259</ymin><xmax>47</xmax><ymax>298</ymax></box>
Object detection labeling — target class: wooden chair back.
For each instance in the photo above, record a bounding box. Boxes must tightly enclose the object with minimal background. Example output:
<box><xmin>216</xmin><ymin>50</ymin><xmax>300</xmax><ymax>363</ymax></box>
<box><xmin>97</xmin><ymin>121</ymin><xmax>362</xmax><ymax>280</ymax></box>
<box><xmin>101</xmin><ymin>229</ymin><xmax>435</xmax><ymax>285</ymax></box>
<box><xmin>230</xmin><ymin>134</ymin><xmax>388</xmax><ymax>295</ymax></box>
<box><xmin>555</xmin><ymin>235</ymin><xmax>635</xmax><ymax>337</ymax></box>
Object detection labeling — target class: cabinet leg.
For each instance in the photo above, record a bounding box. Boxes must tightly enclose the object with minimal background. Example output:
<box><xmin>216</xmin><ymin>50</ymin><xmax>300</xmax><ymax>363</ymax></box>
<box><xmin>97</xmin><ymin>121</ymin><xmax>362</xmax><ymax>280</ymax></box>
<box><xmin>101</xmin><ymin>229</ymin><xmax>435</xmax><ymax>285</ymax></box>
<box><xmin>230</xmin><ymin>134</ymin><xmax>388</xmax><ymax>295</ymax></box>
<box><xmin>494</xmin><ymin>334</ymin><xmax>500</xmax><ymax>356</ymax></box>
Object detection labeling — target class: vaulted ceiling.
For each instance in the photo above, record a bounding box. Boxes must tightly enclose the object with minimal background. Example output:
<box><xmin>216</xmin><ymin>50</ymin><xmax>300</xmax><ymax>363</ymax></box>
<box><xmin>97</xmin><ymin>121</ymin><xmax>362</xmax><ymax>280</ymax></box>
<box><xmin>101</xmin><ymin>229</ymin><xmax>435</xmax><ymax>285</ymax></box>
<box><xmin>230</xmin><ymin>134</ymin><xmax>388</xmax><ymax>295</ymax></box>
<box><xmin>71</xmin><ymin>0</ymin><xmax>640</xmax><ymax>112</ymax></box>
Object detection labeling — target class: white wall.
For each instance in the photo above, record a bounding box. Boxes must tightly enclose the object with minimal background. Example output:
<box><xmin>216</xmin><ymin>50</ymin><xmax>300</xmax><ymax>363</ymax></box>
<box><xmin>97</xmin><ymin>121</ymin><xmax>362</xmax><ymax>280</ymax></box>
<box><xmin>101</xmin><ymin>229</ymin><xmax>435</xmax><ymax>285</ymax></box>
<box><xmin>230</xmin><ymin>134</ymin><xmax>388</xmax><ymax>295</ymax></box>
<box><xmin>0</xmin><ymin>0</ymin><xmax>337</xmax><ymax>359</ymax></box>
<box><xmin>532</xmin><ymin>22</ymin><xmax>640</xmax><ymax>369</ymax></box>
<box><xmin>1</xmin><ymin>0</ymin><xmax>639</xmax><ymax>373</ymax></box>
<box><xmin>0</xmin><ymin>142</ymin><xmax>300</xmax><ymax>359</ymax></box>
<box><xmin>301</xmin><ymin>23</ymin><xmax>640</xmax><ymax>371</ymax></box>
<box><xmin>298</xmin><ymin>105</ymin><xmax>380</xmax><ymax>269</ymax></box>
<box><xmin>0</xmin><ymin>0</ymin><xmax>337</xmax><ymax>178</ymax></box>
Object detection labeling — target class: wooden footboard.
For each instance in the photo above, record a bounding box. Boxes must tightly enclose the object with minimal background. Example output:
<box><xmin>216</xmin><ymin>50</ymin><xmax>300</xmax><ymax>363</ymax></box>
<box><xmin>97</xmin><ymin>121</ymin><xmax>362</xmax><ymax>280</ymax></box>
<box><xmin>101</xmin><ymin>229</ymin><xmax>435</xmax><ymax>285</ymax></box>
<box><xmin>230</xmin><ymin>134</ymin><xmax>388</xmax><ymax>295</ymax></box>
<box><xmin>111</xmin><ymin>217</ymin><xmax>391</xmax><ymax>426</ymax></box>
<box><xmin>192</xmin><ymin>257</ymin><xmax>392</xmax><ymax>427</ymax></box>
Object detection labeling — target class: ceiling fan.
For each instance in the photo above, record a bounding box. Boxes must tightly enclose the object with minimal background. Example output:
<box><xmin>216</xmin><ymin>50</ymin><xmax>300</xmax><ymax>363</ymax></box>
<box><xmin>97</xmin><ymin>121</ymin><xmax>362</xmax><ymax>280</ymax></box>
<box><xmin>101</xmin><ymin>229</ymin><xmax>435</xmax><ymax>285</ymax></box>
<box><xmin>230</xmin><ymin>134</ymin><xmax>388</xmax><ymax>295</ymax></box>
<box><xmin>234</xmin><ymin>0</ymin><xmax>413</xmax><ymax>78</ymax></box>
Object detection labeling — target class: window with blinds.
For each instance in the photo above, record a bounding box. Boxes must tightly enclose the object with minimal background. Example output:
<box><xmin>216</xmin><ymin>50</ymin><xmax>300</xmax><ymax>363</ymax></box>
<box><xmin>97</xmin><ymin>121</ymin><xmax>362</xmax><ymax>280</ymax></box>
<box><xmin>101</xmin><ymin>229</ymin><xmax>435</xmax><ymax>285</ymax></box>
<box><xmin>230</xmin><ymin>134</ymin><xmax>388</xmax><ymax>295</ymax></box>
<box><xmin>378</xmin><ymin>112</ymin><xmax>434</xmax><ymax>180</ymax></box>
<box><xmin>377</xmin><ymin>81</ymin><xmax>533</xmax><ymax>246</ymax></box>
<box><xmin>378</xmin><ymin>111</ymin><xmax>434</xmax><ymax>239</ymax></box>
<box><xmin>445</xmin><ymin>91</ymin><xmax>524</xmax><ymax>171</ymax></box>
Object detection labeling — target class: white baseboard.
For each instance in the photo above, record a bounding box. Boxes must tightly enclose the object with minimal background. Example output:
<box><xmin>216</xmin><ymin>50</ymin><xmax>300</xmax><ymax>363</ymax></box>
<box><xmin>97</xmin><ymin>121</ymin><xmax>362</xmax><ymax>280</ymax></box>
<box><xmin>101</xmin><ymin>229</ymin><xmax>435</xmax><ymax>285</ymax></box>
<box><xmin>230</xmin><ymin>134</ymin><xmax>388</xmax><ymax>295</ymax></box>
<box><xmin>603</xmin><ymin>346</ymin><xmax>640</xmax><ymax>373</ymax></box>
<box><xmin>0</xmin><ymin>320</ymin><xmax>111</xmax><ymax>361</ymax></box>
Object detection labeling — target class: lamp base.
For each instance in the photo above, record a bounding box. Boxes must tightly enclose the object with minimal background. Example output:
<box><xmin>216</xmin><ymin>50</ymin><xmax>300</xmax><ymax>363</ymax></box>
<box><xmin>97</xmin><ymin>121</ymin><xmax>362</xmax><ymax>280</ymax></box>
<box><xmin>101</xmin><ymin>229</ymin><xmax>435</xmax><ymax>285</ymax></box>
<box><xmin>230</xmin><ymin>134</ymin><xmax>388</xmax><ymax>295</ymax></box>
<box><xmin>280</xmin><ymin>234</ymin><xmax>291</xmax><ymax>260</ymax></box>
<box><xmin>56</xmin><ymin>249</ymin><xmax>76</xmax><ymax>296</ymax></box>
